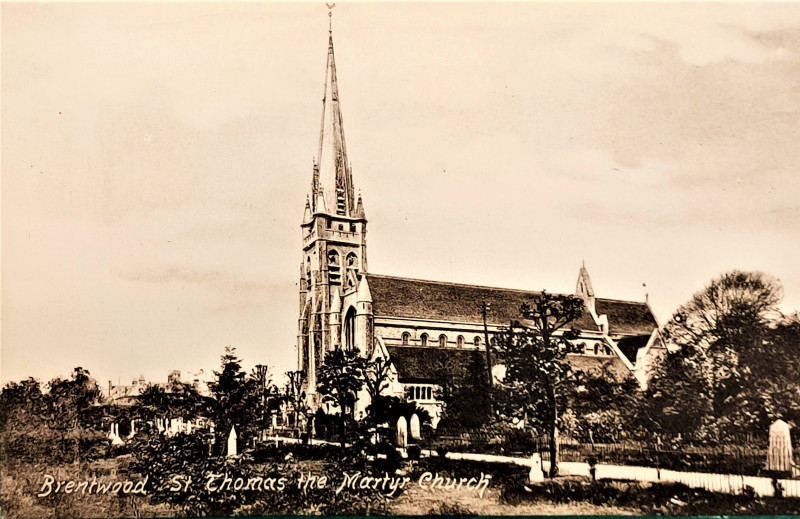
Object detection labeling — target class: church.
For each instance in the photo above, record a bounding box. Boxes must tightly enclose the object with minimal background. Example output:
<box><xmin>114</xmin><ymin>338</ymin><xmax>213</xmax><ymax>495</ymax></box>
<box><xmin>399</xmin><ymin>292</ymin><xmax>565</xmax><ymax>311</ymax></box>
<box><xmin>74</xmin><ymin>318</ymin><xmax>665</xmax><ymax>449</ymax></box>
<box><xmin>296</xmin><ymin>30</ymin><xmax>665</xmax><ymax>424</ymax></box>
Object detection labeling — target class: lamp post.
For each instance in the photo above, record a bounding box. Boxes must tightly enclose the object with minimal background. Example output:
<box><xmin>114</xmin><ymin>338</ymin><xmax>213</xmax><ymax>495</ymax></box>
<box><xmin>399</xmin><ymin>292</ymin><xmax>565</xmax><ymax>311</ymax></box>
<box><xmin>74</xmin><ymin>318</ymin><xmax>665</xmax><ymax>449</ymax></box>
<box><xmin>480</xmin><ymin>299</ymin><xmax>493</xmax><ymax>387</ymax></box>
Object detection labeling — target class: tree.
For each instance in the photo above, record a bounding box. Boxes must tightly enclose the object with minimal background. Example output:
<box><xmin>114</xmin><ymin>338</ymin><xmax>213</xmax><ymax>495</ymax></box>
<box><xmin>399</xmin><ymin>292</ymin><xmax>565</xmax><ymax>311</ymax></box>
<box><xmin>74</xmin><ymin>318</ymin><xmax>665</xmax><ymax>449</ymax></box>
<box><xmin>568</xmin><ymin>367</ymin><xmax>642</xmax><ymax>443</ymax></box>
<box><xmin>285</xmin><ymin>370</ymin><xmax>307</xmax><ymax>424</ymax></box>
<box><xmin>363</xmin><ymin>356</ymin><xmax>392</xmax><ymax>404</ymax></box>
<box><xmin>664</xmin><ymin>271</ymin><xmax>781</xmax><ymax>383</ymax></box>
<box><xmin>635</xmin><ymin>348</ymin><xmax>714</xmax><ymax>438</ymax></box>
<box><xmin>316</xmin><ymin>348</ymin><xmax>368</xmax><ymax>448</ymax></box>
<box><xmin>437</xmin><ymin>350</ymin><xmax>494</xmax><ymax>429</ymax></box>
<box><xmin>714</xmin><ymin>313</ymin><xmax>800</xmax><ymax>437</ymax></box>
<box><xmin>137</xmin><ymin>381</ymin><xmax>214</xmax><ymax>421</ymax></box>
<box><xmin>208</xmin><ymin>347</ymin><xmax>260</xmax><ymax>453</ymax></box>
<box><xmin>494</xmin><ymin>291</ymin><xmax>584</xmax><ymax>477</ymax></box>
<box><xmin>659</xmin><ymin>271</ymin><xmax>787</xmax><ymax>438</ymax></box>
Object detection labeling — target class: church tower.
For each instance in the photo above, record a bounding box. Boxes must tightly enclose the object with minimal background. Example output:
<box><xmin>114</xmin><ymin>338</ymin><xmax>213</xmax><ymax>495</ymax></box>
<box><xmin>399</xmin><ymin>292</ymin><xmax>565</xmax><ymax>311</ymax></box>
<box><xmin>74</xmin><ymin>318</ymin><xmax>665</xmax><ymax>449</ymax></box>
<box><xmin>297</xmin><ymin>28</ymin><xmax>368</xmax><ymax>398</ymax></box>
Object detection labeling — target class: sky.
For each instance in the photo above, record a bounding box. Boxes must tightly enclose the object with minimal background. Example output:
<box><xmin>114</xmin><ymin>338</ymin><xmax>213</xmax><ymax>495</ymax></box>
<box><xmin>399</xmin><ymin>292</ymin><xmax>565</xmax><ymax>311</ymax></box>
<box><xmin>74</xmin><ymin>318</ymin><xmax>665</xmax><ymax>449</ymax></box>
<box><xmin>3</xmin><ymin>2</ymin><xmax>800</xmax><ymax>388</ymax></box>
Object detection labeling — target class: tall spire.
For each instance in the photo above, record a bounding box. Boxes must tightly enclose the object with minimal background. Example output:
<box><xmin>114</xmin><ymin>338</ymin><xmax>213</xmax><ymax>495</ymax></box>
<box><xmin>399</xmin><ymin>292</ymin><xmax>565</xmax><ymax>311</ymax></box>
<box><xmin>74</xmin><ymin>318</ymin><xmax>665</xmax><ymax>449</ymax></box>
<box><xmin>312</xmin><ymin>18</ymin><xmax>354</xmax><ymax>217</ymax></box>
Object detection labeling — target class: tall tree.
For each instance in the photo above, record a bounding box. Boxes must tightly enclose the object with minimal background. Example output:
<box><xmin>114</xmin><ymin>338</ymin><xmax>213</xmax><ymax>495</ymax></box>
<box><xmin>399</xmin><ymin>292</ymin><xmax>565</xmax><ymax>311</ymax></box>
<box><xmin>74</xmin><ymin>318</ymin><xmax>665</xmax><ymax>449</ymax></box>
<box><xmin>494</xmin><ymin>291</ymin><xmax>584</xmax><ymax>477</ymax></box>
<box><xmin>660</xmin><ymin>271</ymin><xmax>786</xmax><ymax>438</ymax></box>
<box><xmin>664</xmin><ymin>271</ymin><xmax>781</xmax><ymax>381</ymax></box>
<box><xmin>316</xmin><ymin>348</ymin><xmax>368</xmax><ymax>448</ymax></box>
<box><xmin>208</xmin><ymin>347</ymin><xmax>260</xmax><ymax>452</ymax></box>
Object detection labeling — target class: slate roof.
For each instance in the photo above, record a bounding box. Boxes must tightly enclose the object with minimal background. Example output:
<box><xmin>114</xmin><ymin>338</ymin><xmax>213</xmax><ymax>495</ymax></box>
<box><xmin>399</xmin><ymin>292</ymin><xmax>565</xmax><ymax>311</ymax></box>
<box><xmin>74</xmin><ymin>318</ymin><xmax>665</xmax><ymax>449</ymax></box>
<box><xmin>367</xmin><ymin>274</ymin><xmax>657</xmax><ymax>335</ymax></box>
<box><xmin>367</xmin><ymin>274</ymin><xmax>598</xmax><ymax>330</ymax></box>
<box><xmin>386</xmin><ymin>346</ymin><xmax>488</xmax><ymax>384</ymax></box>
<box><xmin>595</xmin><ymin>299</ymin><xmax>658</xmax><ymax>335</ymax></box>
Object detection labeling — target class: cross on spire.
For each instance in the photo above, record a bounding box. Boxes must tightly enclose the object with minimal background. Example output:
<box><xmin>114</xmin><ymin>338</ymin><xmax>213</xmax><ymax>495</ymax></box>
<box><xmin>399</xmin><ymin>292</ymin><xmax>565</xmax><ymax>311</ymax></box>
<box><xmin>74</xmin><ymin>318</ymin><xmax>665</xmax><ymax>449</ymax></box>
<box><xmin>326</xmin><ymin>3</ymin><xmax>336</xmax><ymax>33</ymax></box>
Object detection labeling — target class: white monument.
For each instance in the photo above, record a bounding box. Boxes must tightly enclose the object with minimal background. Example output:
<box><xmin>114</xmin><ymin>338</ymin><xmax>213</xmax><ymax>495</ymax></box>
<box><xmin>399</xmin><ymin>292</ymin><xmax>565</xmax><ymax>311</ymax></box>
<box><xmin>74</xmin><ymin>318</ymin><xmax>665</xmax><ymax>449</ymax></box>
<box><xmin>767</xmin><ymin>419</ymin><xmax>793</xmax><ymax>472</ymax></box>
<box><xmin>128</xmin><ymin>419</ymin><xmax>136</xmax><ymax>438</ymax></box>
<box><xmin>227</xmin><ymin>426</ymin><xmax>238</xmax><ymax>457</ymax></box>
<box><xmin>528</xmin><ymin>453</ymin><xmax>544</xmax><ymax>483</ymax></box>
<box><xmin>396</xmin><ymin>416</ymin><xmax>408</xmax><ymax>448</ymax></box>
<box><xmin>409</xmin><ymin>414</ymin><xmax>421</xmax><ymax>440</ymax></box>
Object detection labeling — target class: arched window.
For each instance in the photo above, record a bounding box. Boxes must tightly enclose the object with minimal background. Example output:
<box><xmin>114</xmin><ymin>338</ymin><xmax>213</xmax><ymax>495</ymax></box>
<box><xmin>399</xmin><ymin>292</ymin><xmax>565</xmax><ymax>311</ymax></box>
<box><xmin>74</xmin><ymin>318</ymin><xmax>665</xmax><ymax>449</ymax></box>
<box><xmin>345</xmin><ymin>253</ymin><xmax>358</xmax><ymax>290</ymax></box>
<box><xmin>457</xmin><ymin>335</ymin><xmax>464</xmax><ymax>348</ymax></box>
<box><xmin>593</xmin><ymin>343</ymin><xmax>600</xmax><ymax>355</ymax></box>
<box><xmin>604</xmin><ymin>345</ymin><xmax>612</xmax><ymax>356</ymax></box>
<box><xmin>344</xmin><ymin>307</ymin><xmax>356</xmax><ymax>351</ymax></box>
<box><xmin>420</xmin><ymin>333</ymin><xmax>428</xmax><ymax>347</ymax></box>
<box><xmin>474</xmin><ymin>336</ymin><xmax>482</xmax><ymax>348</ymax></box>
<box><xmin>577</xmin><ymin>342</ymin><xmax>586</xmax><ymax>354</ymax></box>
<box><xmin>401</xmin><ymin>332</ymin><xmax>410</xmax><ymax>346</ymax></box>
<box><xmin>327</xmin><ymin>250</ymin><xmax>341</xmax><ymax>286</ymax></box>
<box><xmin>438</xmin><ymin>334</ymin><xmax>447</xmax><ymax>348</ymax></box>
<box><xmin>305</xmin><ymin>256</ymin><xmax>312</xmax><ymax>290</ymax></box>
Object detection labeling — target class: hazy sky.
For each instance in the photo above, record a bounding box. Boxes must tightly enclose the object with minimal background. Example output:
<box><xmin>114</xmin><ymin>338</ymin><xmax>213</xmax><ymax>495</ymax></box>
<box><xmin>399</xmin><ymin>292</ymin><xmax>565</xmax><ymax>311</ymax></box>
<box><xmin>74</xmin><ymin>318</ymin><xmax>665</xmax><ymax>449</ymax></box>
<box><xmin>3</xmin><ymin>3</ymin><xmax>800</xmax><ymax>387</ymax></box>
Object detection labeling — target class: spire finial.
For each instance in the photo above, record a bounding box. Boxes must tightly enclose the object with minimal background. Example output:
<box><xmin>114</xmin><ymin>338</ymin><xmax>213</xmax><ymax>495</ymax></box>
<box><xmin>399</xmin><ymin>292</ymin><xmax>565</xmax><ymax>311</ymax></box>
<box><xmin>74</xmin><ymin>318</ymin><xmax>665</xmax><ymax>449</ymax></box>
<box><xmin>326</xmin><ymin>3</ymin><xmax>335</xmax><ymax>34</ymax></box>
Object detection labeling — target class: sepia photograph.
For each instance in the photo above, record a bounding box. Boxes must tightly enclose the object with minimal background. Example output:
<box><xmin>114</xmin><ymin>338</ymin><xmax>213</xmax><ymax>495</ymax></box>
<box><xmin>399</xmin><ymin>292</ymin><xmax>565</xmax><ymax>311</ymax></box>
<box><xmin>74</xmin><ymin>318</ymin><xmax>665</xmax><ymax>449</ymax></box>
<box><xmin>2</xmin><ymin>2</ymin><xmax>800</xmax><ymax>516</ymax></box>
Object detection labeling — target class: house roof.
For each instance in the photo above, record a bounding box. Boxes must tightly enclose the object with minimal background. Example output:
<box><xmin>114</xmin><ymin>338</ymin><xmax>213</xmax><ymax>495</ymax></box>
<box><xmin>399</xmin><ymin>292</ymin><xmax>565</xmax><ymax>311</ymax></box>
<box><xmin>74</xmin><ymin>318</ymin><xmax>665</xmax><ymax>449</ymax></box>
<box><xmin>595</xmin><ymin>299</ymin><xmax>658</xmax><ymax>335</ymax></box>
<box><xmin>367</xmin><ymin>274</ymin><xmax>656</xmax><ymax>335</ymax></box>
<box><xmin>386</xmin><ymin>345</ymin><xmax>488</xmax><ymax>384</ymax></box>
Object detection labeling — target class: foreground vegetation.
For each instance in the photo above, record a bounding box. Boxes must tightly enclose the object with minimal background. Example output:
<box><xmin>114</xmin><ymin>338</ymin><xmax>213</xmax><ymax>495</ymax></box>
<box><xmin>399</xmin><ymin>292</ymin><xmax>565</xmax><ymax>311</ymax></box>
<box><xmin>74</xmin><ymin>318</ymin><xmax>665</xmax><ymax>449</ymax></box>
<box><xmin>2</xmin><ymin>269</ymin><xmax>799</xmax><ymax>517</ymax></box>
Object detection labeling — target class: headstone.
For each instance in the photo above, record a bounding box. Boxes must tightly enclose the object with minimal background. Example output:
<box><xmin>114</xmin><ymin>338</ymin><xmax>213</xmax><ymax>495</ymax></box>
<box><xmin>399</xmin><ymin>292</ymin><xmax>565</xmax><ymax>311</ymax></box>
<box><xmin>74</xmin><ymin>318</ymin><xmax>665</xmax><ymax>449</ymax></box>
<box><xmin>396</xmin><ymin>416</ymin><xmax>408</xmax><ymax>448</ymax></box>
<box><xmin>186</xmin><ymin>421</ymin><xmax>192</xmax><ymax>435</ymax></box>
<box><xmin>271</xmin><ymin>415</ymin><xmax>278</xmax><ymax>429</ymax></box>
<box><xmin>767</xmin><ymin>419</ymin><xmax>793</xmax><ymax>472</ymax></box>
<box><xmin>409</xmin><ymin>414</ymin><xmax>421</xmax><ymax>440</ymax></box>
<box><xmin>528</xmin><ymin>453</ymin><xmax>544</xmax><ymax>483</ymax></box>
<box><xmin>108</xmin><ymin>423</ymin><xmax>115</xmax><ymax>440</ymax></box>
<box><xmin>128</xmin><ymin>419</ymin><xmax>136</xmax><ymax>438</ymax></box>
<box><xmin>227</xmin><ymin>426</ymin><xmax>238</xmax><ymax>457</ymax></box>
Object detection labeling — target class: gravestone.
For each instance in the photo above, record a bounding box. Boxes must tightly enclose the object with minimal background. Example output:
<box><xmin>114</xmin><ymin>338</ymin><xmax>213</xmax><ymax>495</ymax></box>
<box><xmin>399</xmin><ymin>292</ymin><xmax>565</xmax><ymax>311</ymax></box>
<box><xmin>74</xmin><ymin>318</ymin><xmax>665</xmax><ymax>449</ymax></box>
<box><xmin>528</xmin><ymin>453</ymin><xmax>544</xmax><ymax>483</ymax></box>
<box><xmin>766</xmin><ymin>419</ymin><xmax>793</xmax><ymax>473</ymax></box>
<box><xmin>128</xmin><ymin>419</ymin><xmax>136</xmax><ymax>438</ymax></box>
<box><xmin>227</xmin><ymin>426</ymin><xmax>238</xmax><ymax>457</ymax></box>
<box><xmin>271</xmin><ymin>414</ymin><xmax>278</xmax><ymax>429</ymax></box>
<box><xmin>109</xmin><ymin>423</ymin><xmax>125</xmax><ymax>446</ymax></box>
<box><xmin>396</xmin><ymin>416</ymin><xmax>408</xmax><ymax>448</ymax></box>
<box><xmin>409</xmin><ymin>414</ymin><xmax>421</xmax><ymax>440</ymax></box>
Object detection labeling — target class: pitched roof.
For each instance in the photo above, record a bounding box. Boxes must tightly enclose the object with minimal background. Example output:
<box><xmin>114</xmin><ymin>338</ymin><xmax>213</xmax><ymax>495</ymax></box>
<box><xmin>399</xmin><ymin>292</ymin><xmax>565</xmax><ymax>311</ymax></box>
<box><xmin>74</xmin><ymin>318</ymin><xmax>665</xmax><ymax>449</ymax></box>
<box><xmin>386</xmin><ymin>346</ymin><xmax>488</xmax><ymax>384</ymax></box>
<box><xmin>367</xmin><ymin>274</ymin><xmax>597</xmax><ymax>330</ymax></box>
<box><xmin>595</xmin><ymin>299</ymin><xmax>658</xmax><ymax>335</ymax></box>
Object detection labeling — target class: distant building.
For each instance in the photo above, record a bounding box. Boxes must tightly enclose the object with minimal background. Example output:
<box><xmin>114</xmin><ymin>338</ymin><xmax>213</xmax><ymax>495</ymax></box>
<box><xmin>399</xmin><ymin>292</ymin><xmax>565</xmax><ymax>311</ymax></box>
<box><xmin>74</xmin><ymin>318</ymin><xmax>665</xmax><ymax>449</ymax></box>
<box><xmin>104</xmin><ymin>374</ymin><xmax>147</xmax><ymax>406</ymax></box>
<box><xmin>104</xmin><ymin>369</ymin><xmax>214</xmax><ymax>405</ymax></box>
<box><xmin>296</xmin><ymin>30</ymin><xmax>665</xmax><ymax>423</ymax></box>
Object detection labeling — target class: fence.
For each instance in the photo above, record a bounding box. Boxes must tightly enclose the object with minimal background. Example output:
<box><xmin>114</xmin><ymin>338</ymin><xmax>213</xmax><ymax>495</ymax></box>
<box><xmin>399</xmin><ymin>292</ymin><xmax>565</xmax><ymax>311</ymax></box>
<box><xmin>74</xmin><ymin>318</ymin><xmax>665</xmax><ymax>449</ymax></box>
<box><xmin>430</xmin><ymin>427</ymin><xmax>799</xmax><ymax>478</ymax></box>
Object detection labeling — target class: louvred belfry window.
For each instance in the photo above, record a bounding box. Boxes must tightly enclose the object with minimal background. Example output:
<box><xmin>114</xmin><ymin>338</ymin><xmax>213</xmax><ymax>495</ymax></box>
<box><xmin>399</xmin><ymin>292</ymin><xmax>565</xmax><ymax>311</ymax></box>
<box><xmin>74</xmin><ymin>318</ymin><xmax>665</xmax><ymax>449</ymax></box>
<box><xmin>328</xmin><ymin>250</ymin><xmax>341</xmax><ymax>285</ymax></box>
